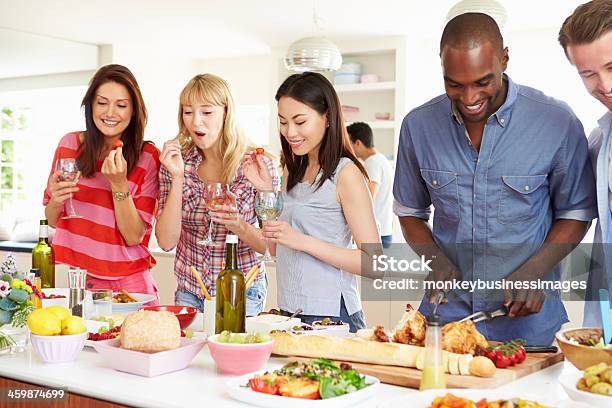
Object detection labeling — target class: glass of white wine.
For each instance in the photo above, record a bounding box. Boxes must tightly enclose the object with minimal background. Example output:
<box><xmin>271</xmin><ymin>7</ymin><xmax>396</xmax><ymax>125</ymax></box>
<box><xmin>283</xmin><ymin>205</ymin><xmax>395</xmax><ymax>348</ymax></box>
<box><xmin>56</xmin><ymin>158</ymin><xmax>83</xmax><ymax>219</ymax></box>
<box><xmin>198</xmin><ymin>182</ymin><xmax>230</xmax><ymax>246</ymax></box>
<box><xmin>255</xmin><ymin>190</ymin><xmax>284</xmax><ymax>262</ymax></box>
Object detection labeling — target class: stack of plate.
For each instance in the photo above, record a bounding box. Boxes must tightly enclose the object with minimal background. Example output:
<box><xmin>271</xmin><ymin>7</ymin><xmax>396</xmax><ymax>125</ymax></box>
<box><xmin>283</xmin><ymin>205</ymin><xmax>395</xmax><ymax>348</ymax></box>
<box><xmin>334</xmin><ymin>63</ymin><xmax>362</xmax><ymax>85</ymax></box>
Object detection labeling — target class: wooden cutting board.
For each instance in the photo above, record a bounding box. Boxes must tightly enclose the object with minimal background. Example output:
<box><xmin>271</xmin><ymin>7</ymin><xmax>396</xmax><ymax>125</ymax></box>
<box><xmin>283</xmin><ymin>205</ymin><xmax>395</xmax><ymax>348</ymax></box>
<box><xmin>281</xmin><ymin>351</ymin><xmax>564</xmax><ymax>389</ymax></box>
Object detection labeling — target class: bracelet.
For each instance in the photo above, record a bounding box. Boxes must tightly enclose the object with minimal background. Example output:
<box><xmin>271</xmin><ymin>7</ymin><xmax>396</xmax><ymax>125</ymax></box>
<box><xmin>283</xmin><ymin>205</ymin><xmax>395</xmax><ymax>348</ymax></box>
<box><xmin>112</xmin><ymin>191</ymin><xmax>130</xmax><ymax>201</ymax></box>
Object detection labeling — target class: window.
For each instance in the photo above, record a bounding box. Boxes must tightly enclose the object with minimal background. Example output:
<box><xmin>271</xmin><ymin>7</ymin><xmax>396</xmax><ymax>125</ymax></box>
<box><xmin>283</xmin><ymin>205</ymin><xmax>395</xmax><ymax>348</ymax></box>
<box><xmin>0</xmin><ymin>86</ymin><xmax>85</xmax><ymax>215</ymax></box>
<box><xmin>0</xmin><ymin>106</ymin><xmax>30</xmax><ymax>211</ymax></box>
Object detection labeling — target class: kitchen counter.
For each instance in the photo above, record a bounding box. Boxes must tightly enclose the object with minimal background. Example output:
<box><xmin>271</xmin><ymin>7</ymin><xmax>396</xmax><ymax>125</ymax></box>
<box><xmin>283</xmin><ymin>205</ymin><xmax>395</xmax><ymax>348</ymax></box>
<box><xmin>0</xmin><ymin>342</ymin><xmax>578</xmax><ymax>408</ymax></box>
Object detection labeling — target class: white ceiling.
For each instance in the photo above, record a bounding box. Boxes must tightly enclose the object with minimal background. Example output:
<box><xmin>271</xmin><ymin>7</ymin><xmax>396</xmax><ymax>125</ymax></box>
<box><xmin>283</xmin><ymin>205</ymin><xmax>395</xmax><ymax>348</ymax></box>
<box><xmin>0</xmin><ymin>0</ymin><xmax>585</xmax><ymax>71</ymax></box>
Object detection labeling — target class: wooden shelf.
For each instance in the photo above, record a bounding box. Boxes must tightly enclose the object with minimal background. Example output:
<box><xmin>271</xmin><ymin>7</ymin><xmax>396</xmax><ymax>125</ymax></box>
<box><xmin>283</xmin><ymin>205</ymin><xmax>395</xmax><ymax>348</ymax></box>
<box><xmin>346</xmin><ymin>120</ymin><xmax>396</xmax><ymax>129</ymax></box>
<box><xmin>334</xmin><ymin>81</ymin><xmax>396</xmax><ymax>93</ymax></box>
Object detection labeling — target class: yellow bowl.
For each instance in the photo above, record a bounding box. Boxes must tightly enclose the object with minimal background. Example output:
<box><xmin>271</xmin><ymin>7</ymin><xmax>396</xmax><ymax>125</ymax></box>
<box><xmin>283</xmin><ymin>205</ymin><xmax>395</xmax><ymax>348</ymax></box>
<box><xmin>555</xmin><ymin>327</ymin><xmax>612</xmax><ymax>370</ymax></box>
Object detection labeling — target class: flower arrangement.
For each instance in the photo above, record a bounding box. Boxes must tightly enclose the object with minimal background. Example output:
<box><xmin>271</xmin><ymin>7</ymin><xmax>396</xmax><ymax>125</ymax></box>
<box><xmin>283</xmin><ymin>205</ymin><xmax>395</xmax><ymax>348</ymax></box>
<box><xmin>0</xmin><ymin>254</ymin><xmax>36</xmax><ymax>351</ymax></box>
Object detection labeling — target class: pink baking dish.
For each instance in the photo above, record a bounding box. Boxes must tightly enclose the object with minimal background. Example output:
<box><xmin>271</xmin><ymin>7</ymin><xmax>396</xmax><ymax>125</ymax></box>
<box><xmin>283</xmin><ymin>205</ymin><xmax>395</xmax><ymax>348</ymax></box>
<box><xmin>93</xmin><ymin>338</ymin><xmax>206</xmax><ymax>377</ymax></box>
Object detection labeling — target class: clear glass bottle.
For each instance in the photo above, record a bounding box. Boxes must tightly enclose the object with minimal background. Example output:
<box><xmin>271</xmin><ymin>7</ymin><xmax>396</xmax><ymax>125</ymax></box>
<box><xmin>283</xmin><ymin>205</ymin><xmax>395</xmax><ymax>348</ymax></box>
<box><xmin>32</xmin><ymin>219</ymin><xmax>55</xmax><ymax>288</ymax></box>
<box><xmin>215</xmin><ymin>234</ymin><xmax>245</xmax><ymax>333</ymax></box>
<box><xmin>420</xmin><ymin>315</ymin><xmax>446</xmax><ymax>390</ymax></box>
<box><xmin>29</xmin><ymin>268</ymin><xmax>42</xmax><ymax>309</ymax></box>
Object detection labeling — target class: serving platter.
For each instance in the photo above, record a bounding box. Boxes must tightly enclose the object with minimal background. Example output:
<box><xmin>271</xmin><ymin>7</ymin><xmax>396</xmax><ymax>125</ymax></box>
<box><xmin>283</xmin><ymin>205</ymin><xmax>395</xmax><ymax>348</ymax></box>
<box><xmin>225</xmin><ymin>365</ymin><xmax>380</xmax><ymax>407</ymax></box>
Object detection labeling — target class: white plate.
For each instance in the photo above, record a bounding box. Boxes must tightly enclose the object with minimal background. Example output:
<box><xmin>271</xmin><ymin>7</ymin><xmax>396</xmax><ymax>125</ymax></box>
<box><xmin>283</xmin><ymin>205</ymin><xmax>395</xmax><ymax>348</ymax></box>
<box><xmin>378</xmin><ymin>389</ymin><xmax>554</xmax><ymax>408</ymax></box>
<box><xmin>84</xmin><ymin>336</ymin><xmax>119</xmax><ymax>349</ymax></box>
<box><xmin>111</xmin><ymin>292</ymin><xmax>156</xmax><ymax>313</ymax></box>
<box><xmin>225</xmin><ymin>366</ymin><xmax>380</xmax><ymax>407</ymax></box>
<box><xmin>559</xmin><ymin>368</ymin><xmax>612</xmax><ymax>408</ymax></box>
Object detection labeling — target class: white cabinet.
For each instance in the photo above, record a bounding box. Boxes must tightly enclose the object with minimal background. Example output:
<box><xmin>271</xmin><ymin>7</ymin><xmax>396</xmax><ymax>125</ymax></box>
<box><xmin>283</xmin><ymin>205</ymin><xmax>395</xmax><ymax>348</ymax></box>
<box><xmin>275</xmin><ymin>36</ymin><xmax>407</xmax><ymax>166</ymax></box>
<box><xmin>330</xmin><ymin>38</ymin><xmax>406</xmax><ymax>165</ymax></box>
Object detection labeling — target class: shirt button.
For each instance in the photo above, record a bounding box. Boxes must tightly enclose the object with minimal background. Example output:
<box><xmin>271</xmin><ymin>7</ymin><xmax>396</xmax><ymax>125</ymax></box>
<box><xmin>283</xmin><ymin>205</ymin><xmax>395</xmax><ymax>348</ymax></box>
<box><xmin>433</xmin><ymin>180</ymin><xmax>438</xmax><ymax>186</ymax></box>
<box><xmin>524</xmin><ymin>185</ymin><xmax>530</xmax><ymax>191</ymax></box>
<box><xmin>500</xmin><ymin>118</ymin><xmax>505</xmax><ymax>124</ymax></box>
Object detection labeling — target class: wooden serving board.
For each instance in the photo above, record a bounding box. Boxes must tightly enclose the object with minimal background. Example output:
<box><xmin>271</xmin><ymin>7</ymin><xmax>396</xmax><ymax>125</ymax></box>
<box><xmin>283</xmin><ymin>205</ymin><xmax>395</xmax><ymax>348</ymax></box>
<box><xmin>279</xmin><ymin>351</ymin><xmax>564</xmax><ymax>389</ymax></box>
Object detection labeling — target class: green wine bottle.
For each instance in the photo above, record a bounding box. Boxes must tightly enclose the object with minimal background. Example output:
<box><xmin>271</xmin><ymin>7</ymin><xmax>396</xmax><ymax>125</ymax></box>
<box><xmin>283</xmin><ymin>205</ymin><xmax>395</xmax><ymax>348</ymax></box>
<box><xmin>32</xmin><ymin>219</ymin><xmax>55</xmax><ymax>288</ymax></box>
<box><xmin>215</xmin><ymin>234</ymin><xmax>245</xmax><ymax>333</ymax></box>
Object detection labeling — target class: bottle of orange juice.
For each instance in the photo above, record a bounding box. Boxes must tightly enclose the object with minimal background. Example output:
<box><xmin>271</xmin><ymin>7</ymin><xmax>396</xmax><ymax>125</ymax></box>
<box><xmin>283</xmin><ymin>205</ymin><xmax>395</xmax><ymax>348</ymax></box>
<box><xmin>420</xmin><ymin>315</ymin><xmax>446</xmax><ymax>390</ymax></box>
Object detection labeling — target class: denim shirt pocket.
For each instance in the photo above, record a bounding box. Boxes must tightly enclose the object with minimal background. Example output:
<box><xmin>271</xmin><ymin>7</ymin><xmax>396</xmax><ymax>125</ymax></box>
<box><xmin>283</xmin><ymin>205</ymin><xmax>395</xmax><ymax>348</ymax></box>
<box><xmin>498</xmin><ymin>175</ymin><xmax>547</xmax><ymax>224</ymax></box>
<box><xmin>420</xmin><ymin>169</ymin><xmax>460</xmax><ymax>221</ymax></box>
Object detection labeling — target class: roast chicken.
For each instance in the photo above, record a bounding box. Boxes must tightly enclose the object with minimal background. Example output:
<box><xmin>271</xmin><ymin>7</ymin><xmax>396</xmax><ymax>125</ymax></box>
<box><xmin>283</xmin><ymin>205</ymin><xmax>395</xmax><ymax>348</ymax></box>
<box><xmin>392</xmin><ymin>304</ymin><xmax>427</xmax><ymax>346</ymax></box>
<box><xmin>358</xmin><ymin>304</ymin><xmax>489</xmax><ymax>356</ymax></box>
<box><xmin>441</xmin><ymin>320</ymin><xmax>489</xmax><ymax>355</ymax></box>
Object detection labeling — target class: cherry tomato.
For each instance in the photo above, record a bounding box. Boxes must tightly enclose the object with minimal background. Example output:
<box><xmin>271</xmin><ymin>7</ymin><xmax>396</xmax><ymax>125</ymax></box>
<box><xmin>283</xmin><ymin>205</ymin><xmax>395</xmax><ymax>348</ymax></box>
<box><xmin>113</xmin><ymin>140</ymin><xmax>124</xmax><ymax>149</ymax></box>
<box><xmin>508</xmin><ymin>351</ymin><xmax>517</xmax><ymax>366</ymax></box>
<box><xmin>484</xmin><ymin>350</ymin><xmax>497</xmax><ymax>362</ymax></box>
<box><xmin>248</xmin><ymin>378</ymin><xmax>279</xmax><ymax>395</ymax></box>
<box><xmin>517</xmin><ymin>346</ymin><xmax>526</xmax><ymax>363</ymax></box>
<box><xmin>248</xmin><ymin>374</ymin><xmax>286</xmax><ymax>396</ymax></box>
<box><xmin>495</xmin><ymin>354</ymin><xmax>512</xmax><ymax>369</ymax></box>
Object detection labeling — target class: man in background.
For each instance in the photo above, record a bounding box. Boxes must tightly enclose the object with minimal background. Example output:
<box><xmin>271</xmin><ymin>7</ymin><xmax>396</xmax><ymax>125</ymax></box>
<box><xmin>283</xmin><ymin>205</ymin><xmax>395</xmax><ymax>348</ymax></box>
<box><xmin>347</xmin><ymin>122</ymin><xmax>394</xmax><ymax>248</ymax></box>
<box><xmin>559</xmin><ymin>0</ymin><xmax>612</xmax><ymax>326</ymax></box>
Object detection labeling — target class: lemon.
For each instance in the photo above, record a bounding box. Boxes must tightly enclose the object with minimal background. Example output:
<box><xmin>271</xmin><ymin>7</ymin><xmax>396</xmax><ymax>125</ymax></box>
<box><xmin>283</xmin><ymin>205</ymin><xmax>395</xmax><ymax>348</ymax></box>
<box><xmin>61</xmin><ymin>315</ymin><xmax>87</xmax><ymax>335</ymax></box>
<box><xmin>45</xmin><ymin>306</ymin><xmax>71</xmax><ymax>321</ymax></box>
<box><xmin>27</xmin><ymin>309</ymin><xmax>62</xmax><ymax>336</ymax></box>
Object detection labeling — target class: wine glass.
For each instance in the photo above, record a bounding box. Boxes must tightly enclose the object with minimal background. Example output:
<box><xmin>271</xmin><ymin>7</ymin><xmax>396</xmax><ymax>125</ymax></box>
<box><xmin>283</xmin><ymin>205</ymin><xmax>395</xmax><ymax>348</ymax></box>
<box><xmin>198</xmin><ymin>182</ymin><xmax>230</xmax><ymax>246</ymax></box>
<box><xmin>56</xmin><ymin>158</ymin><xmax>83</xmax><ymax>219</ymax></box>
<box><xmin>255</xmin><ymin>191</ymin><xmax>284</xmax><ymax>261</ymax></box>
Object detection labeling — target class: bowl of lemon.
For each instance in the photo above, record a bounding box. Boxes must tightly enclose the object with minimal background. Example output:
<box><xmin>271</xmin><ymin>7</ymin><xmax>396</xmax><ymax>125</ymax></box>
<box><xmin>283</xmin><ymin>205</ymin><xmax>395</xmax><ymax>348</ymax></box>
<box><xmin>28</xmin><ymin>306</ymin><xmax>87</xmax><ymax>363</ymax></box>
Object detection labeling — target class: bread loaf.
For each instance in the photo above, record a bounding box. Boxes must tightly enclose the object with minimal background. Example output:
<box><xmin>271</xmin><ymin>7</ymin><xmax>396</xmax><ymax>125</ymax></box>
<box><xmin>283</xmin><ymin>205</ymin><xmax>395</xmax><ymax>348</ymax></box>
<box><xmin>270</xmin><ymin>331</ymin><xmax>490</xmax><ymax>377</ymax></box>
<box><xmin>121</xmin><ymin>310</ymin><xmax>181</xmax><ymax>353</ymax></box>
<box><xmin>469</xmin><ymin>356</ymin><xmax>496</xmax><ymax>378</ymax></box>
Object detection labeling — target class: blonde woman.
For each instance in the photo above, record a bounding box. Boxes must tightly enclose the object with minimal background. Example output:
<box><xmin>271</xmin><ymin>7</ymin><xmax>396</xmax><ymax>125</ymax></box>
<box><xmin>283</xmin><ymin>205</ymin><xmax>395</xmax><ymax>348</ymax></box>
<box><xmin>155</xmin><ymin>74</ymin><xmax>279</xmax><ymax>315</ymax></box>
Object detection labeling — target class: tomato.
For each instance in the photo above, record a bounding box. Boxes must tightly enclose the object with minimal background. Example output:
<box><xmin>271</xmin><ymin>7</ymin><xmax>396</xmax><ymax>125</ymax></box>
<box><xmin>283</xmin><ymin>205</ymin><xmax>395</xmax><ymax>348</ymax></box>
<box><xmin>508</xmin><ymin>351</ymin><xmax>517</xmax><ymax>366</ymax></box>
<box><xmin>248</xmin><ymin>377</ymin><xmax>280</xmax><ymax>395</ymax></box>
<box><xmin>484</xmin><ymin>350</ymin><xmax>497</xmax><ymax>362</ymax></box>
<box><xmin>495</xmin><ymin>354</ymin><xmax>511</xmax><ymax>369</ymax></box>
<box><xmin>516</xmin><ymin>346</ymin><xmax>526</xmax><ymax>363</ymax></box>
<box><xmin>113</xmin><ymin>140</ymin><xmax>124</xmax><ymax>149</ymax></box>
<box><xmin>278</xmin><ymin>378</ymin><xmax>320</xmax><ymax>399</ymax></box>
<box><xmin>475</xmin><ymin>399</ymin><xmax>489</xmax><ymax>408</ymax></box>
<box><xmin>255</xmin><ymin>147</ymin><xmax>264</xmax><ymax>154</ymax></box>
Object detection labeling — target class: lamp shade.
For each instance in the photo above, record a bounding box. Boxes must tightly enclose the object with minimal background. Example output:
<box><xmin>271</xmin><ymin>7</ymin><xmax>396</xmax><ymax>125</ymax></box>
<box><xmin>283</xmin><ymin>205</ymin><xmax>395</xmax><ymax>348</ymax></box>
<box><xmin>284</xmin><ymin>36</ymin><xmax>343</xmax><ymax>72</ymax></box>
<box><xmin>446</xmin><ymin>0</ymin><xmax>508</xmax><ymax>29</ymax></box>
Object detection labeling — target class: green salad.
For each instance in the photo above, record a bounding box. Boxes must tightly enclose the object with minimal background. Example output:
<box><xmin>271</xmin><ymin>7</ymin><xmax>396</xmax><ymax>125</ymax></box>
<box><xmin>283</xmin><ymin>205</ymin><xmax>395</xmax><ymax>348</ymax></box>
<box><xmin>247</xmin><ymin>358</ymin><xmax>369</xmax><ymax>399</ymax></box>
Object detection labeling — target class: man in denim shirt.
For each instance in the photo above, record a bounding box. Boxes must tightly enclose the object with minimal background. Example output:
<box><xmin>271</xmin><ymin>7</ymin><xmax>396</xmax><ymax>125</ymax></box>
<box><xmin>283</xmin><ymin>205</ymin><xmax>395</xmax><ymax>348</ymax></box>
<box><xmin>393</xmin><ymin>13</ymin><xmax>596</xmax><ymax>345</ymax></box>
<box><xmin>559</xmin><ymin>0</ymin><xmax>612</xmax><ymax>327</ymax></box>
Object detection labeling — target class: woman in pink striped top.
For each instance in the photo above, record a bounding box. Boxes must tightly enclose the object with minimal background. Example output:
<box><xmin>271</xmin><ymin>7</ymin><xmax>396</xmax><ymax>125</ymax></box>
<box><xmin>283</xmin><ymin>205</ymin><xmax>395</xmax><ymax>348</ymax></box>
<box><xmin>43</xmin><ymin>65</ymin><xmax>161</xmax><ymax>303</ymax></box>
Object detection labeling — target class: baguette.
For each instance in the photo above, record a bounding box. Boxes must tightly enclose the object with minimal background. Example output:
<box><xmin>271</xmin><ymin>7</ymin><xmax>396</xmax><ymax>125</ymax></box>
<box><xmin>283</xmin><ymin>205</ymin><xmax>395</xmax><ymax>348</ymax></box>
<box><xmin>272</xmin><ymin>331</ymin><xmax>421</xmax><ymax>367</ymax></box>
<box><xmin>270</xmin><ymin>331</ymin><xmax>490</xmax><ymax>377</ymax></box>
